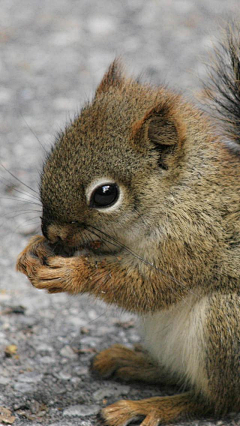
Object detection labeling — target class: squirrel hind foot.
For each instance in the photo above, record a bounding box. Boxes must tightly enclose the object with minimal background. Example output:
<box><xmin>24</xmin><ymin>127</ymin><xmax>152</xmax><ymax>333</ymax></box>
<box><xmin>99</xmin><ymin>392</ymin><xmax>209</xmax><ymax>426</ymax></box>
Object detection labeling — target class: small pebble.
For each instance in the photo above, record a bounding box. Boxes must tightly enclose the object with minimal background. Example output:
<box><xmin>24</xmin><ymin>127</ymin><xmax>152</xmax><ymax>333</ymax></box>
<box><xmin>13</xmin><ymin>382</ymin><xmax>33</xmax><ymax>393</ymax></box>
<box><xmin>60</xmin><ymin>345</ymin><xmax>78</xmax><ymax>359</ymax></box>
<box><xmin>93</xmin><ymin>384</ymin><xmax>130</xmax><ymax>401</ymax></box>
<box><xmin>17</xmin><ymin>372</ymin><xmax>43</xmax><ymax>383</ymax></box>
<box><xmin>63</xmin><ymin>404</ymin><xmax>100</xmax><ymax>417</ymax></box>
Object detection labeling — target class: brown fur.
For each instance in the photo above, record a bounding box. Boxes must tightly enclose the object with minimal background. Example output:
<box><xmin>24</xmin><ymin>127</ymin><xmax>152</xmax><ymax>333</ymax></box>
<box><xmin>16</xmin><ymin>34</ymin><xmax>239</xmax><ymax>426</ymax></box>
<box><xmin>100</xmin><ymin>392</ymin><xmax>209</xmax><ymax>426</ymax></box>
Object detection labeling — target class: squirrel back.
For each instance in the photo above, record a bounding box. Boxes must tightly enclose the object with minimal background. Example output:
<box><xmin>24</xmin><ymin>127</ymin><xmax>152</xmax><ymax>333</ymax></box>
<box><xmin>204</xmin><ymin>25</ymin><xmax>240</xmax><ymax>155</ymax></box>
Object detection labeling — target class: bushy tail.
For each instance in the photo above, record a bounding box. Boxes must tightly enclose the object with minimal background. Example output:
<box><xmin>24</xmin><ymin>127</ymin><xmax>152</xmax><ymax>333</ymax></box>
<box><xmin>204</xmin><ymin>24</ymin><xmax>240</xmax><ymax>153</ymax></box>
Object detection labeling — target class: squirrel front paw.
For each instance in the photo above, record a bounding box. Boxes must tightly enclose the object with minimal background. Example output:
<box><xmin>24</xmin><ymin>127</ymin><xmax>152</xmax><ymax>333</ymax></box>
<box><xmin>16</xmin><ymin>236</ymin><xmax>83</xmax><ymax>293</ymax></box>
<box><xmin>16</xmin><ymin>235</ymin><xmax>52</xmax><ymax>274</ymax></box>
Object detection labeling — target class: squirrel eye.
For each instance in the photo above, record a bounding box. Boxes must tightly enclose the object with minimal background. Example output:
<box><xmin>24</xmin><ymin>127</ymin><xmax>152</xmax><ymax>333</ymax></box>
<box><xmin>90</xmin><ymin>183</ymin><xmax>119</xmax><ymax>208</ymax></box>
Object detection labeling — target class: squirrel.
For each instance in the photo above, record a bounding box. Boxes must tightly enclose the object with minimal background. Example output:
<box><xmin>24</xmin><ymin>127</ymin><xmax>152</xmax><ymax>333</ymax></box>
<box><xmin>16</xmin><ymin>26</ymin><xmax>239</xmax><ymax>426</ymax></box>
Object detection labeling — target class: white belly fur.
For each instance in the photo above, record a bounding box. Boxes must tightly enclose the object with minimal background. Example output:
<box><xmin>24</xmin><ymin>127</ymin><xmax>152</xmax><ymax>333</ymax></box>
<box><xmin>140</xmin><ymin>293</ymin><xmax>209</xmax><ymax>394</ymax></box>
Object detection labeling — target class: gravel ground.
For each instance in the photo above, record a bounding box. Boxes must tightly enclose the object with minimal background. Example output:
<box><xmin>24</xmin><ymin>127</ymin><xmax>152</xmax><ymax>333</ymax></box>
<box><xmin>0</xmin><ymin>1</ymin><xmax>240</xmax><ymax>425</ymax></box>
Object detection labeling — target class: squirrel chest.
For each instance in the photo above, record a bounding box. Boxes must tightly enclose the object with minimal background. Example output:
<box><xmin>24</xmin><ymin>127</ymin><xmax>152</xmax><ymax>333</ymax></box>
<box><xmin>140</xmin><ymin>293</ymin><xmax>209</xmax><ymax>393</ymax></box>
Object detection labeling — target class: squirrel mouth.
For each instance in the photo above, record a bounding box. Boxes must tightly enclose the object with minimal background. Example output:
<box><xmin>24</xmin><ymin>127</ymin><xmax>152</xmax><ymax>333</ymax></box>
<box><xmin>74</xmin><ymin>240</ymin><xmax>103</xmax><ymax>256</ymax></box>
<box><xmin>49</xmin><ymin>239</ymin><xmax>103</xmax><ymax>257</ymax></box>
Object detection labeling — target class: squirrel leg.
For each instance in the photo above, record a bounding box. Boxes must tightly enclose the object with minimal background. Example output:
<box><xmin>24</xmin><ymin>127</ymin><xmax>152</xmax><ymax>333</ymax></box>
<box><xmin>92</xmin><ymin>344</ymin><xmax>172</xmax><ymax>384</ymax></box>
<box><xmin>100</xmin><ymin>392</ymin><xmax>208</xmax><ymax>426</ymax></box>
<box><xmin>204</xmin><ymin>293</ymin><xmax>240</xmax><ymax>414</ymax></box>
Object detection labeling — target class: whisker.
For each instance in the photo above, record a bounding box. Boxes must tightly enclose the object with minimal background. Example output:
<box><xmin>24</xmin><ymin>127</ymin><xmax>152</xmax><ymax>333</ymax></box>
<box><xmin>86</xmin><ymin>230</ymin><xmax>122</xmax><ymax>261</ymax></box>
<box><xmin>0</xmin><ymin>164</ymin><xmax>39</xmax><ymax>195</ymax></box>
<box><xmin>1</xmin><ymin>196</ymin><xmax>41</xmax><ymax>207</ymax></box>
<box><xmin>20</xmin><ymin>114</ymin><xmax>49</xmax><ymax>154</ymax></box>
<box><xmin>13</xmin><ymin>217</ymin><xmax>41</xmax><ymax>230</ymax></box>
<box><xmin>87</xmin><ymin>227</ymin><xmax>125</xmax><ymax>252</ymax></box>
<box><xmin>0</xmin><ymin>174</ymin><xmax>40</xmax><ymax>201</ymax></box>
<box><xmin>87</xmin><ymin>311</ymin><xmax>106</xmax><ymax>325</ymax></box>
<box><xmin>22</xmin><ymin>217</ymin><xmax>41</xmax><ymax>223</ymax></box>
<box><xmin>1</xmin><ymin>209</ymin><xmax>41</xmax><ymax>219</ymax></box>
<box><xmin>8</xmin><ymin>187</ymin><xmax>39</xmax><ymax>202</ymax></box>
<box><xmin>5</xmin><ymin>217</ymin><xmax>40</xmax><ymax>240</ymax></box>
<box><xmin>87</xmin><ymin>224</ymin><xmax>190</xmax><ymax>293</ymax></box>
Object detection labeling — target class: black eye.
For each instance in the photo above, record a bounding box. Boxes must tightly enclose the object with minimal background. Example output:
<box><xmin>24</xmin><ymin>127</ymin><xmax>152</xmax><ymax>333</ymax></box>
<box><xmin>90</xmin><ymin>183</ymin><xmax>119</xmax><ymax>208</ymax></box>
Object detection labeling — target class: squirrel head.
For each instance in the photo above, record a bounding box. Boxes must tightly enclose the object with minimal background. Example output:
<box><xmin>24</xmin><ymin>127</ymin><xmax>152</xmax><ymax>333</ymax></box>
<box><xmin>40</xmin><ymin>60</ymin><xmax>188</xmax><ymax>255</ymax></box>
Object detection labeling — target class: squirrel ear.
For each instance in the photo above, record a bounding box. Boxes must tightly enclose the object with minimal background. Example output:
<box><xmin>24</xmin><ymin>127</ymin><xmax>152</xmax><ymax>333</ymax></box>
<box><xmin>132</xmin><ymin>101</ymin><xmax>186</xmax><ymax>168</ymax></box>
<box><xmin>95</xmin><ymin>59</ymin><xmax>125</xmax><ymax>96</ymax></box>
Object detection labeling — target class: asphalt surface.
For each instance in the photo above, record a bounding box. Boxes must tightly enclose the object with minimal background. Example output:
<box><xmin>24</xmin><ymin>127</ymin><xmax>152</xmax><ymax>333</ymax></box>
<box><xmin>0</xmin><ymin>1</ymin><xmax>240</xmax><ymax>425</ymax></box>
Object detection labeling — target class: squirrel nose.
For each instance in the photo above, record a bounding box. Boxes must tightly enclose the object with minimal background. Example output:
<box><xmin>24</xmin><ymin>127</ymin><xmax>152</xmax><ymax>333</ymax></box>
<box><xmin>47</xmin><ymin>226</ymin><xmax>72</xmax><ymax>244</ymax></box>
<box><xmin>41</xmin><ymin>219</ymin><xmax>66</xmax><ymax>243</ymax></box>
<box><xmin>41</xmin><ymin>220</ymin><xmax>84</xmax><ymax>246</ymax></box>
<box><xmin>41</xmin><ymin>216</ymin><xmax>86</xmax><ymax>246</ymax></box>
<box><xmin>41</xmin><ymin>216</ymin><xmax>73</xmax><ymax>243</ymax></box>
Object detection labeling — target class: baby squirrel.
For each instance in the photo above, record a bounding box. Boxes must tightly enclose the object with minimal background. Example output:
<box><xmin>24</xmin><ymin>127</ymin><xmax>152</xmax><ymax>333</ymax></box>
<box><xmin>17</xmin><ymin>27</ymin><xmax>239</xmax><ymax>426</ymax></box>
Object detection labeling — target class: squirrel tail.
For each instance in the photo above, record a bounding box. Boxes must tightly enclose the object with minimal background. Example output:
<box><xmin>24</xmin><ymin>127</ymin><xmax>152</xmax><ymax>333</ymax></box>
<box><xmin>204</xmin><ymin>23</ymin><xmax>240</xmax><ymax>154</ymax></box>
